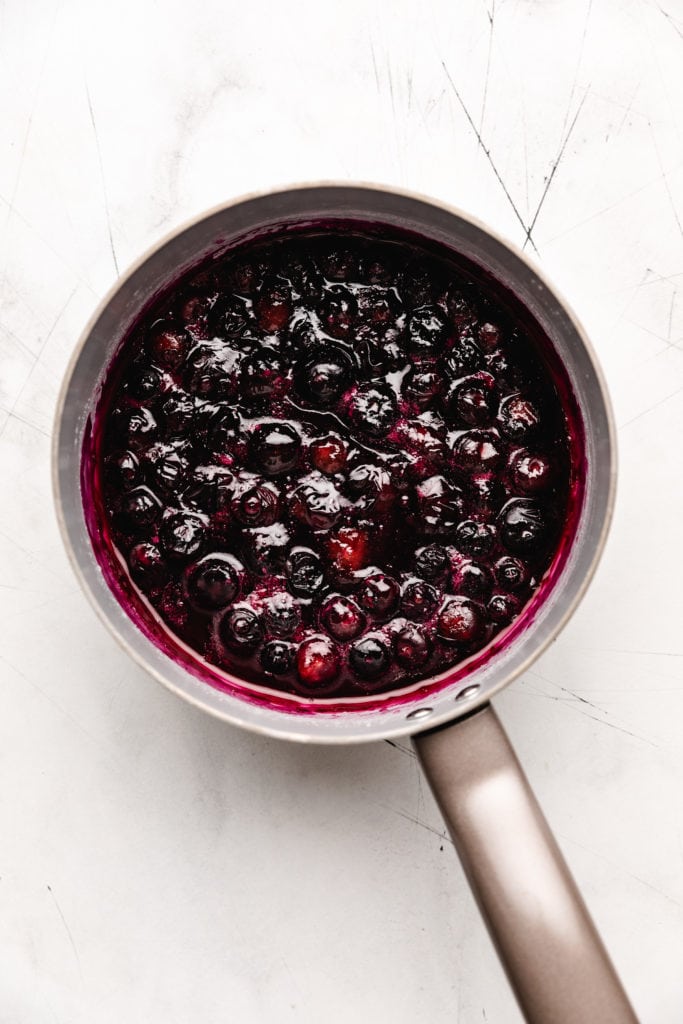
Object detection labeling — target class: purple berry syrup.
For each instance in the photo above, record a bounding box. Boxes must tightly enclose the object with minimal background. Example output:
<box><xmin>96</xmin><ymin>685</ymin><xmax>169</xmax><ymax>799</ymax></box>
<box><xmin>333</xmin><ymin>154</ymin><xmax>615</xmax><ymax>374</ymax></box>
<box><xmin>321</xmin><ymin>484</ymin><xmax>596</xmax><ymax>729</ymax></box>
<box><xmin>82</xmin><ymin>226</ymin><xmax>585</xmax><ymax>712</ymax></box>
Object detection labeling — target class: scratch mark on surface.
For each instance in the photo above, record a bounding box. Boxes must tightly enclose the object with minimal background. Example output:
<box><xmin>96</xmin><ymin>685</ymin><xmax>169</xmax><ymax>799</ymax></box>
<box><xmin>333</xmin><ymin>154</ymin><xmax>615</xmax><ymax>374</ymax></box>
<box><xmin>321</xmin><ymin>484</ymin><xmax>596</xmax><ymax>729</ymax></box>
<box><xmin>368</xmin><ymin>35</ymin><xmax>380</xmax><ymax>91</ymax></box>
<box><xmin>478</xmin><ymin>0</ymin><xmax>495</xmax><ymax>144</ymax></box>
<box><xmin>667</xmin><ymin>289</ymin><xmax>676</xmax><ymax>341</ymax></box>
<box><xmin>85</xmin><ymin>82</ymin><xmax>120</xmax><ymax>276</ymax></box>
<box><xmin>620</xmin><ymin>382</ymin><xmax>683</xmax><ymax>428</ymax></box>
<box><xmin>648</xmin><ymin>121</ymin><xmax>683</xmax><ymax>238</ymax></box>
<box><xmin>385</xmin><ymin>738</ymin><xmax>417</xmax><ymax>759</ymax></box>
<box><xmin>47</xmin><ymin>885</ymin><xmax>84</xmax><ymax>984</ymax></box>
<box><xmin>391</xmin><ymin>806</ymin><xmax>454</xmax><ymax>846</ymax></box>
<box><xmin>560</xmin><ymin>834</ymin><xmax>683</xmax><ymax>909</ymax></box>
<box><xmin>440</xmin><ymin>61</ymin><xmax>538</xmax><ymax>253</ymax></box>
<box><xmin>654</xmin><ymin>2</ymin><xmax>683</xmax><ymax>41</ymax></box>
<box><xmin>559</xmin><ymin>0</ymin><xmax>593</xmax><ymax>141</ymax></box>
<box><xmin>615</xmin><ymin>79</ymin><xmax>642</xmax><ymax>136</ymax></box>
<box><xmin>523</xmin><ymin>91</ymin><xmax>588</xmax><ymax>249</ymax></box>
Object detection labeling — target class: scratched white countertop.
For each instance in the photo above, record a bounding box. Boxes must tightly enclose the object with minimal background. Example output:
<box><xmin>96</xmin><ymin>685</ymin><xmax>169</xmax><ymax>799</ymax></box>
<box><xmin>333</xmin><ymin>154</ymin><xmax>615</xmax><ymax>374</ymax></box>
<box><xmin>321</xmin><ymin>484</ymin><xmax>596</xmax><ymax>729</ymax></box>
<box><xmin>1</xmin><ymin>1</ymin><xmax>682</xmax><ymax>1021</ymax></box>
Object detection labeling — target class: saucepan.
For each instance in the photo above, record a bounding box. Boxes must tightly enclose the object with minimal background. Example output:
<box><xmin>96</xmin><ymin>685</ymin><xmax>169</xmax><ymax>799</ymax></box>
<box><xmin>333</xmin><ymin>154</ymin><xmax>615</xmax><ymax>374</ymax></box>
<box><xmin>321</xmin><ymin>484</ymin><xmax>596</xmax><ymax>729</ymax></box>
<box><xmin>52</xmin><ymin>184</ymin><xmax>638</xmax><ymax>1023</ymax></box>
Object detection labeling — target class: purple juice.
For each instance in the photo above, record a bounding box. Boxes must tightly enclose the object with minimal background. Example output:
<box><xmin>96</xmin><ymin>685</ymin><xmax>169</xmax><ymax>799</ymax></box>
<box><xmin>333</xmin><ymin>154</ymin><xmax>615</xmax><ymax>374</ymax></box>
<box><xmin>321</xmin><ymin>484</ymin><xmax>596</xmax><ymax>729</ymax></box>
<box><xmin>82</xmin><ymin>227</ymin><xmax>583</xmax><ymax>707</ymax></box>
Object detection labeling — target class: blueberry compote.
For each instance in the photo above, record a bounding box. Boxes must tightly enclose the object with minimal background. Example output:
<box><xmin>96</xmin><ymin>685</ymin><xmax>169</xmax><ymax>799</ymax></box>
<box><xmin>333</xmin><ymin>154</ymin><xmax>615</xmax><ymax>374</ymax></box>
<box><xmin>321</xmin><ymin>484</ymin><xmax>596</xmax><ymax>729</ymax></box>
<box><xmin>89</xmin><ymin>229</ymin><xmax>578</xmax><ymax>702</ymax></box>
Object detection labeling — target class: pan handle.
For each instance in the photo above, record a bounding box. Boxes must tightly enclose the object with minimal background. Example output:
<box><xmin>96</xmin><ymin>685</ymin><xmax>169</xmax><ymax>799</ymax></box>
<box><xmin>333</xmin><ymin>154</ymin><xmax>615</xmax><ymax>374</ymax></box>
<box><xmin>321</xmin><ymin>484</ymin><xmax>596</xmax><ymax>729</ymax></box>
<box><xmin>412</xmin><ymin>703</ymin><xmax>639</xmax><ymax>1024</ymax></box>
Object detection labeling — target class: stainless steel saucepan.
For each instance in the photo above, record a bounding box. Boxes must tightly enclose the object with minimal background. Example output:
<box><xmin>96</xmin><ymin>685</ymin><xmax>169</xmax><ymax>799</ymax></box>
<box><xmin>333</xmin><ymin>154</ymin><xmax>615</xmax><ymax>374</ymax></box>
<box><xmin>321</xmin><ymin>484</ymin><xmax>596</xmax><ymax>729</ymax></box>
<box><xmin>53</xmin><ymin>184</ymin><xmax>638</xmax><ymax>1023</ymax></box>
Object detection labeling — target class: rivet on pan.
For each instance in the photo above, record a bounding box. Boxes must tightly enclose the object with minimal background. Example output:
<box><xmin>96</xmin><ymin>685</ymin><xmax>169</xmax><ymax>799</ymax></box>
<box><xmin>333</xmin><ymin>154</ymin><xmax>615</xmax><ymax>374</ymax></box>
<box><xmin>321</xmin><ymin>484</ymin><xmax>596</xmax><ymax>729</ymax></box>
<box><xmin>456</xmin><ymin>684</ymin><xmax>480</xmax><ymax>701</ymax></box>
<box><xmin>406</xmin><ymin>707</ymin><xmax>433</xmax><ymax>721</ymax></box>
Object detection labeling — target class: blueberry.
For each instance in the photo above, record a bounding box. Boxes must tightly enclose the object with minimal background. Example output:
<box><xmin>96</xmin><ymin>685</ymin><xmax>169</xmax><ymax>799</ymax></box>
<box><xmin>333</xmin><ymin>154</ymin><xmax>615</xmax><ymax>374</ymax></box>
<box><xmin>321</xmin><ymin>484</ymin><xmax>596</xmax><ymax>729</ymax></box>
<box><xmin>251</xmin><ymin>422</ymin><xmax>301</xmax><ymax>475</ymax></box>
<box><xmin>285</xmin><ymin>547</ymin><xmax>325</xmax><ymax>598</ymax></box>
<box><xmin>320</xmin><ymin>595</ymin><xmax>366</xmax><ymax>641</ymax></box>
<box><xmin>349</xmin><ymin>634</ymin><xmax>391</xmax><ymax>681</ymax></box>
<box><xmin>318</xmin><ymin>286</ymin><xmax>358</xmax><ymax>339</ymax></box>
<box><xmin>403</xmin><ymin>366</ymin><xmax>442</xmax><ymax>408</ymax></box>
<box><xmin>298</xmin><ymin>347</ymin><xmax>353</xmax><ymax>406</ymax></box>
<box><xmin>213</xmin><ymin>294</ymin><xmax>251</xmax><ymax>337</ymax></box>
<box><xmin>183</xmin><ymin>464</ymin><xmax>235</xmax><ymax>512</ymax></box>
<box><xmin>127</xmin><ymin>364</ymin><xmax>163</xmax><ymax>400</ymax></box>
<box><xmin>494</xmin><ymin>556</ymin><xmax>529</xmax><ymax>591</ymax></box>
<box><xmin>469</xmin><ymin>471</ymin><xmax>505</xmax><ymax>514</ymax></box>
<box><xmin>452</xmin><ymin>562</ymin><xmax>493</xmax><ymax>600</ymax></box>
<box><xmin>185</xmin><ymin>554</ymin><xmax>244</xmax><ymax>611</ymax></box>
<box><xmin>198</xmin><ymin>403</ymin><xmax>241</xmax><ymax>452</ymax></box>
<box><xmin>349</xmin><ymin>384</ymin><xmax>396</xmax><ymax>437</ymax></box>
<box><xmin>243</xmin><ymin>522</ymin><xmax>291</xmax><ymax>575</ymax></box>
<box><xmin>129</xmin><ymin>542</ymin><xmax>168</xmax><ymax>589</ymax></box>
<box><xmin>106</xmin><ymin>450</ymin><xmax>140</xmax><ymax>488</ymax></box>
<box><xmin>113</xmin><ymin>406</ymin><xmax>157</xmax><ymax>448</ymax></box>
<box><xmin>184</xmin><ymin>344</ymin><xmax>237</xmax><ymax>399</ymax></box>
<box><xmin>398</xmin><ymin>260</ymin><xmax>436</xmax><ymax>308</ymax></box>
<box><xmin>180</xmin><ymin>295</ymin><xmax>213</xmax><ymax>336</ymax></box>
<box><xmin>407</xmin><ymin>305</ymin><xmax>447</xmax><ymax>355</ymax></box>
<box><xmin>414</xmin><ymin>544</ymin><xmax>449</xmax><ymax>580</ymax></box>
<box><xmin>362</xmin><ymin>254</ymin><xmax>393</xmax><ymax>286</ymax></box>
<box><xmin>120</xmin><ymin>486</ymin><xmax>162</xmax><ymax>530</ymax></box>
<box><xmin>358</xmin><ymin>573</ymin><xmax>400</xmax><ymax>620</ymax></box>
<box><xmin>289</xmin><ymin>475</ymin><xmax>342</xmax><ymax>530</ymax></box>
<box><xmin>232</xmin><ymin>480</ymin><xmax>280</xmax><ymax>527</ymax></box>
<box><xmin>488</xmin><ymin>593</ymin><xmax>521</xmax><ymax>624</ymax></box>
<box><xmin>254</xmin><ymin>276</ymin><xmax>293</xmax><ymax>332</ymax></box>
<box><xmin>310</xmin><ymin>435</ymin><xmax>348</xmax><ymax>475</ymax></box>
<box><xmin>160</xmin><ymin>512</ymin><xmax>206</xmax><ymax>560</ymax></box>
<box><xmin>437</xmin><ymin>597</ymin><xmax>483</xmax><ymax>644</ymax></box>
<box><xmin>454</xmin><ymin>520</ymin><xmax>496</xmax><ymax>557</ymax></box>
<box><xmin>148</xmin><ymin>448</ymin><xmax>188</xmax><ymax>492</ymax></box>
<box><xmin>325</xmin><ymin>527</ymin><xmax>371</xmax><ymax>575</ymax></box>
<box><xmin>449</xmin><ymin>379</ymin><xmax>494</xmax><ymax>427</ymax></box>
<box><xmin>278</xmin><ymin>251</ymin><xmax>322</xmax><ymax>299</ymax></box>
<box><xmin>450</xmin><ymin>430</ymin><xmax>502</xmax><ymax>472</ymax></box>
<box><xmin>499</xmin><ymin>499</ymin><xmax>548</xmax><ymax>556</ymax></box>
<box><xmin>509</xmin><ymin>449</ymin><xmax>553</xmax><ymax>493</ymax></box>
<box><xmin>444</xmin><ymin>331</ymin><xmax>483</xmax><ymax>377</ymax></box>
<box><xmin>225</xmin><ymin>259</ymin><xmax>266</xmax><ymax>295</ymax></box>
<box><xmin>478</xmin><ymin>322</ymin><xmax>502</xmax><ymax>352</ymax></box>
<box><xmin>295</xmin><ymin>636</ymin><xmax>341</xmax><ymax>691</ymax></box>
<box><xmin>498</xmin><ymin>394</ymin><xmax>540</xmax><ymax>441</ymax></box>
<box><xmin>401</xmin><ymin>579</ymin><xmax>440</xmax><ymax>621</ymax></box>
<box><xmin>263</xmin><ymin>591</ymin><xmax>301</xmax><ymax>637</ymax></box>
<box><xmin>393</xmin><ymin>624</ymin><xmax>431</xmax><ymax>670</ymax></box>
<box><xmin>149</xmin><ymin>326</ymin><xmax>188</xmax><ymax>370</ymax></box>
<box><xmin>414</xmin><ymin>475</ymin><xmax>465</xmax><ymax>535</ymax></box>
<box><xmin>319</xmin><ymin>246</ymin><xmax>357</xmax><ymax>281</ymax></box>
<box><xmin>242</xmin><ymin>347</ymin><xmax>284</xmax><ymax>399</ymax></box>
<box><xmin>260</xmin><ymin>640</ymin><xmax>296</xmax><ymax>676</ymax></box>
<box><xmin>219</xmin><ymin>605</ymin><xmax>264</xmax><ymax>652</ymax></box>
<box><xmin>357</xmin><ymin>287</ymin><xmax>401</xmax><ymax>326</ymax></box>
<box><xmin>347</xmin><ymin>464</ymin><xmax>394</xmax><ymax>514</ymax></box>
<box><xmin>162</xmin><ymin>392</ymin><xmax>196</xmax><ymax>435</ymax></box>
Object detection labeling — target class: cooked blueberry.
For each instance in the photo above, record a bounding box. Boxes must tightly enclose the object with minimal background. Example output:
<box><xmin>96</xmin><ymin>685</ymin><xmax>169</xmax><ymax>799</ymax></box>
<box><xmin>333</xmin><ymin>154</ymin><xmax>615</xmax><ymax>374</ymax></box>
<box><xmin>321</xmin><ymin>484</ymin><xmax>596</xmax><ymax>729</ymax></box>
<box><xmin>254</xmin><ymin>276</ymin><xmax>293</xmax><ymax>332</ymax></box>
<box><xmin>499</xmin><ymin>499</ymin><xmax>548</xmax><ymax>555</ymax></box>
<box><xmin>295</xmin><ymin>636</ymin><xmax>341</xmax><ymax>691</ymax></box>
<box><xmin>494</xmin><ymin>556</ymin><xmax>529</xmax><ymax>591</ymax></box>
<box><xmin>150</xmin><ymin>326</ymin><xmax>188</xmax><ymax>370</ymax></box>
<box><xmin>242</xmin><ymin>347</ymin><xmax>284</xmax><ymax>398</ymax></box>
<box><xmin>349</xmin><ymin>384</ymin><xmax>396</xmax><ymax>437</ymax></box>
<box><xmin>450</xmin><ymin>430</ymin><xmax>502</xmax><ymax>472</ymax></box>
<box><xmin>260</xmin><ymin>640</ymin><xmax>296</xmax><ymax>676</ymax></box>
<box><xmin>498</xmin><ymin>394</ymin><xmax>540</xmax><ymax>441</ymax></box>
<box><xmin>414</xmin><ymin>475</ymin><xmax>465</xmax><ymax>534</ymax></box>
<box><xmin>398</xmin><ymin>260</ymin><xmax>436</xmax><ymax>307</ymax></box>
<box><xmin>285</xmin><ymin>547</ymin><xmax>325</xmax><ymax>598</ymax></box>
<box><xmin>311</xmin><ymin>434</ymin><xmax>348</xmax><ymax>475</ymax></box>
<box><xmin>185</xmin><ymin>554</ymin><xmax>243</xmax><ymax>611</ymax></box>
<box><xmin>469</xmin><ymin>471</ymin><xmax>504</xmax><ymax>513</ymax></box>
<box><xmin>444</xmin><ymin>332</ymin><xmax>483</xmax><ymax>377</ymax></box>
<box><xmin>358</xmin><ymin>573</ymin><xmax>400</xmax><ymax>620</ymax></box>
<box><xmin>319</xmin><ymin>246</ymin><xmax>357</xmax><ymax>281</ymax></box>
<box><xmin>401</xmin><ymin>579</ymin><xmax>440</xmax><ymax>621</ymax></box>
<box><xmin>438</xmin><ymin>597</ymin><xmax>483</xmax><ymax>643</ymax></box>
<box><xmin>180</xmin><ymin>295</ymin><xmax>213</xmax><ymax>335</ymax></box>
<box><xmin>160</xmin><ymin>512</ymin><xmax>206</xmax><ymax>560</ymax></box>
<box><xmin>243</xmin><ymin>522</ymin><xmax>291</xmax><ymax>574</ymax></box>
<box><xmin>289</xmin><ymin>475</ymin><xmax>342</xmax><ymax>530</ymax></box>
<box><xmin>197</xmin><ymin>403</ymin><xmax>241</xmax><ymax>451</ymax></box>
<box><xmin>509</xmin><ymin>449</ymin><xmax>553</xmax><ymax>493</ymax></box>
<box><xmin>393</xmin><ymin>624</ymin><xmax>431</xmax><ymax>669</ymax></box>
<box><xmin>120</xmin><ymin>486</ymin><xmax>162</xmax><ymax>529</ymax></box>
<box><xmin>183</xmin><ymin>464</ymin><xmax>234</xmax><ymax>512</ymax></box>
<box><xmin>349</xmin><ymin>635</ymin><xmax>390</xmax><ymax>682</ymax></box>
<box><xmin>449</xmin><ymin>379</ymin><xmax>494</xmax><ymax>427</ymax></box>
<box><xmin>318</xmin><ymin>286</ymin><xmax>357</xmax><ymax>339</ymax></box>
<box><xmin>357</xmin><ymin>287</ymin><xmax>401</xmax><ymax>325</ymax></box>
<box><xmin>251</xmin><ymin>422</ymin><xmax>301</xmax><ymax>475</ymax></box>
<box><xmin>407</xmin><ymin>305</ymin><xmax>447</xmax><ymax>355</ymax></box>
<box><xmin>454</xmin><ymin>520</ymin><xmax>496</xmax><ymax>557</ymax></box>
<box><xmin>452</xmin><ymin>562</ymin><xmax>493</xmax><ymax>600</ymax></box>
<box><xmin>184</xmin><ymin>344</ymin><xmax>238</xmax><ymax>398</ymax></box>
<box><xmin>298</xmin><ymin>346</ymin><xmax>353</xmax><ymax>405</ymax></box>
<box><xmin>106</xmin><ymin>450</ymin><xmax>140</xmax><ymax>488</ymax></box>
<box><xmin>362</xmin><ymin>254</ymin><xmax>393</xmax><ymax>286</ymax></box>
<box><xmin>127</xmin><ymin>365</ymin><xmax>163</xmax><ymax>400</ymax></box>
<box><xmin>162</xmin><ymin>392</ymin><xmax>196</xmax><ymax>435</ymax></box>
<box><xmin>225</xmin><ymin>259</ymin><xmax>265</xmax><ymax>294</ymax></box>
<box><xmin>231</xmin><ymin>480</ymin><xmax>280</xmax><ymax>527</ymax></box>
<box><xmin>347</xmin><ymin>463</ymin><xmax>394</xmax><ymax>514</ymax></box>
<box><xmin>149</xmin><ymin>449</ymin><xmax>188</xmax><ymax>491</ymax></box>
<box><xmin>263</xmin><ymin>591</ymin><xmax>301</xmax><ymax>637</ymax></box>
<box><xmin>219</xmin><ymin>605</ymin><xmax>263</xmax><ymax>651</ymax></box>
<box><xmin>129</xmin><ymin>542</ymin><xmax>168</xmax><ymax>588</ymax></box>
<box><xmin>478</xmin><ymin>322</ymin><xmax>502</xmax><ymax>352</ymax></box>
<box><xmin>403</xmin><ymin>366</ymin><xmax>442</xmax><ymax>408</ymax></box>
<box><xmin>279</xmin><ymin>251</ymin><xmax>322</xmax><ymax>298</ymax></box>
<box><xmin>325</xmin><ymin>527</ymin><xmax>371</xmax><ymax>575</ymax></box>
<box><xmin>445</xmin><ymin>287</ymin><xmax>478</xmax><ymax>326</ymax></box>
<box><xmin>113</xmin><ymin>406</ymin><xmax>157</xmax><ymax>448</ymax></box>
<box><xmin>488</xmin><ymin>593</ymin><xmax>521</xmax><ymax>624</ymax></box>
<box><xmin>414</xmin><ymin>544</ymin><xmax>449</xmax><ymax>580</ymax></box>
<box><xmin>320</xmin><ymin>595</ymin><xmax>366</xmax><ymax>641</ymax></box>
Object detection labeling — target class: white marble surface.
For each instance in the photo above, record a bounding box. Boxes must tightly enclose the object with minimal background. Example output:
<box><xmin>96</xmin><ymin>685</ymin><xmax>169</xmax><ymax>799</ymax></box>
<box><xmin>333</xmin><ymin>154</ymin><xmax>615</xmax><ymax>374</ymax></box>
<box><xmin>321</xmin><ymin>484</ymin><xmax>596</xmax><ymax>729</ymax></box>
<box><xmin>1</xmin><ymin>0</ymin><xmax>682</xmax><ymax>1020</ymax></box>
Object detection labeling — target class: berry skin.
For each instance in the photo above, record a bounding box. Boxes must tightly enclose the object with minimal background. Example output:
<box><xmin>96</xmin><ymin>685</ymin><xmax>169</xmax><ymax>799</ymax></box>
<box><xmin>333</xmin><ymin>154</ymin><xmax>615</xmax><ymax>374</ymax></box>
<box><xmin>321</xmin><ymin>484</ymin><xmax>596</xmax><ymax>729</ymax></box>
<box><xmin>127</xmin><ymin>364</ymin><xmax>163</xmax><ymax>400</ymax></box>
<box><xmin>498</xmin><ymin>394</ymin><xmax>540</xmax><ymax>441</ymax></box>
<box><xmin>150</xmin><ymin>326</ymin><xmax>188</xmax><ymax>370</ymax></box>
<box><xmin>263</xmin><ymin>591</ymin><xmax>301</xmax><ymax>637</ymax></box>
<box><xmin>450</xmin><ymin>430</ymin><xmax>502</xmax><ymax>473</ymax></box>
<box><xmin>148</xmin><ymin>448</ymin><xmax>189</xmax><ymax>492</ymax></box>
<box><xmin>438</xmin><ymin>597</ymin><xmax>483</xmax><ymax>644</ymax></box>
<box><xmin>129</xmin><ymin>542</ymin><xmax>168</xmax><ymax>589</ymax></box>
<box><xmin>488</xmin><ymin>593</ymin><xmax>521</xmax><ymax>624</ymax></box>
<box><xmin>414</xmin><ymin>475</ymin><xmax>465</xmax><ymax>535</ymax></box>
<box><xmin>114</xmin><ymin>406</ymin><xmax>157</xmax><ymax>448</ymax></box>
<box><xmin>358</xmin><ymin>573</ymin><xmax>400</xmax><ymax>620</ymax></box>
<box><xmin>160</xmin><ymin>512</ymin><xmax>207</xmax><ymax>561</ymax></box>
<box><xmin>393</xmin><ymin>623</ymin><xmax>431</xmax><ymax>670</ymax></box>
<box><xmin>494</xmin><ymin>556</ymin><xmax>529</xmax><ymax>591</ymax></box>
<box><xmin>401</xmin><ymin>579</ymin><xmax>440</xmax><ymax>621</ymax></box>
<box><xmin>311</xmin><ymin>434</ymin><xmax>348</xmax><ymax>475</ymax></box>
<box><xmin>319</xmin><ymin>286</ymin><xmax>357</xmax><ymax>339</ymax></box>
<box><xmin>185</xmin><ymin>554</ymin><xmax>244</xmax><ymax>611</ymax></box>
<box><xmin>509</xmin><ymin>449</ymin><xmax>553</xmax><ymax>493</ymax></box>
<box><xmin>242</xmin><ymin>347</ymin><xmax>284</xmax><ymax>399</ymax></box>
<box><xmin>260</xmin><ymin>640</ymin><xmax>296</xmax><ymax>676</ymax></box>
<box><xmin>295</xmin><ymin>636</ymin><xmax>341</xmax><ymax>691</ymax></box>
<box><xmin>184</xmin><ymin>344</ymin><xmax>238</xmax><ymax>399</ymax></box>
<box><xmin>289</xmin><ymin>474</ymin><xmax>342</xmax><ymax>530</ymax></box>
<box><xmin>162</xmin><ymin>392</ymin><xmax>196</xmax><ymax>436</ymax></box>
<box><xmin>349</xmin><ymin>634</ymin><xmax>391</xmax><ymax>682</ymax></box>
<box><xmin>285</xmin><ymin>547</ymin><xmax>325</xmax><ymax>598</ymax></box>
<box><xmin>299</xmin><ymin>347</ymin><xmax>354</xmax><ymax>406</ymax></box>
<box><xmin>218</xmin><ymin>605</ymin><xmax>264</xmax><ymax>652</ymax></box>
<box><xmin>454</xmin><ymin>520</ymin><xmax>496</xmax><ymax>558</ymax></box>
<box><xmin>243</xmin><ymin>523</ymin><xmax>291</xmax><ymax>575</ymax></box>
<box><xmin>250</xmin><ymin>422</ymin><xmax>301</xmax><ymax>475</ymax></box>
<box><xmin>499</xmin><ymin>499</ymin><xmax>548</xmax><ymax>556</ymax></box>
<box><xmin>407</xmin><ymin>305</ymin><xmax>447</xmax><ymax>355</ymax></box>
<box><xmin>349</xmin><ymin>384</ymin><xmax>397</xmax><ymax>437</ymax></box>
<box><xmin>347</xmin><ymin>464</ymin><xmax>394</xmax><ymax>514</ymax></box>
<box><xmin>320</xmin><ymin>595</ymin><xmax>366</xmax><ymax>641</ymax></box>
<box><xmin>414</xmin><ymin>544</ymin><xmax>449</xmax><ymax>581</ymax></box>
<box><xmin>444</xmin><ymin>331</ymin><xmax>483</xmax><ymax>377</ymax></box>
<box><xmin>254</xmin><ymin>277</ymin><xmax>293</xmax><ymax>332</ymax></box>
<box><xmin>106</xmin><ymin>450</ymin><xmax>140</xmax><ymax>489</ymax></box>
<box><xmin>184</xmin><ymin>464</ymin><xmax>235</xmax><ymax>512</ymax></box>
<box><xmin>478</xmin><ymin>322</ymin><xmax>502</xmax><ymax>352</ymax></box>
<box><xmin>120</xmin><ymin>486</ymin><xmax>162</xmax><ymax>530</ymax></box>
<box><xmin>403</xmin><ymin>366</ymin><xmax>442</xmax><ymax>409</ymax></box>
<box><xmin>231</xmin><ymin>479</ymin><xmax>280</xmax><ymax>527</ymax></box>
<box><xmin>326</xmin><ymin>527</ymin><xmax>371</xmax><ymax>575</ymax></box>
<box><xmin>469</xmin><ymin>471</ymin><xmax>504</xmax><ymax>514</ymax></box>
<box><xmin>449</xmin><ymin>377</ymin><xmax>494</xmax><ymax>427</ymax></box>
<box><xmin>451</xmin><ymin>562</ymin><xmax>493</xmax><ymax>601</ymax></box>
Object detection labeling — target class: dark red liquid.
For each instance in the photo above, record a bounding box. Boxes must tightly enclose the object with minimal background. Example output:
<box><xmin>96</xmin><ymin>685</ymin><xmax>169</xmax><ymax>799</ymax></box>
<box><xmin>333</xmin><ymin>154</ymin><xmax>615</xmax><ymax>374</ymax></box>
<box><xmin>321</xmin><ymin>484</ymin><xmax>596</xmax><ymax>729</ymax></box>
<box><xmin>83</xmin><ymin>226</ymin><xmax>584</xmax><ymax>709</ymax></box>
